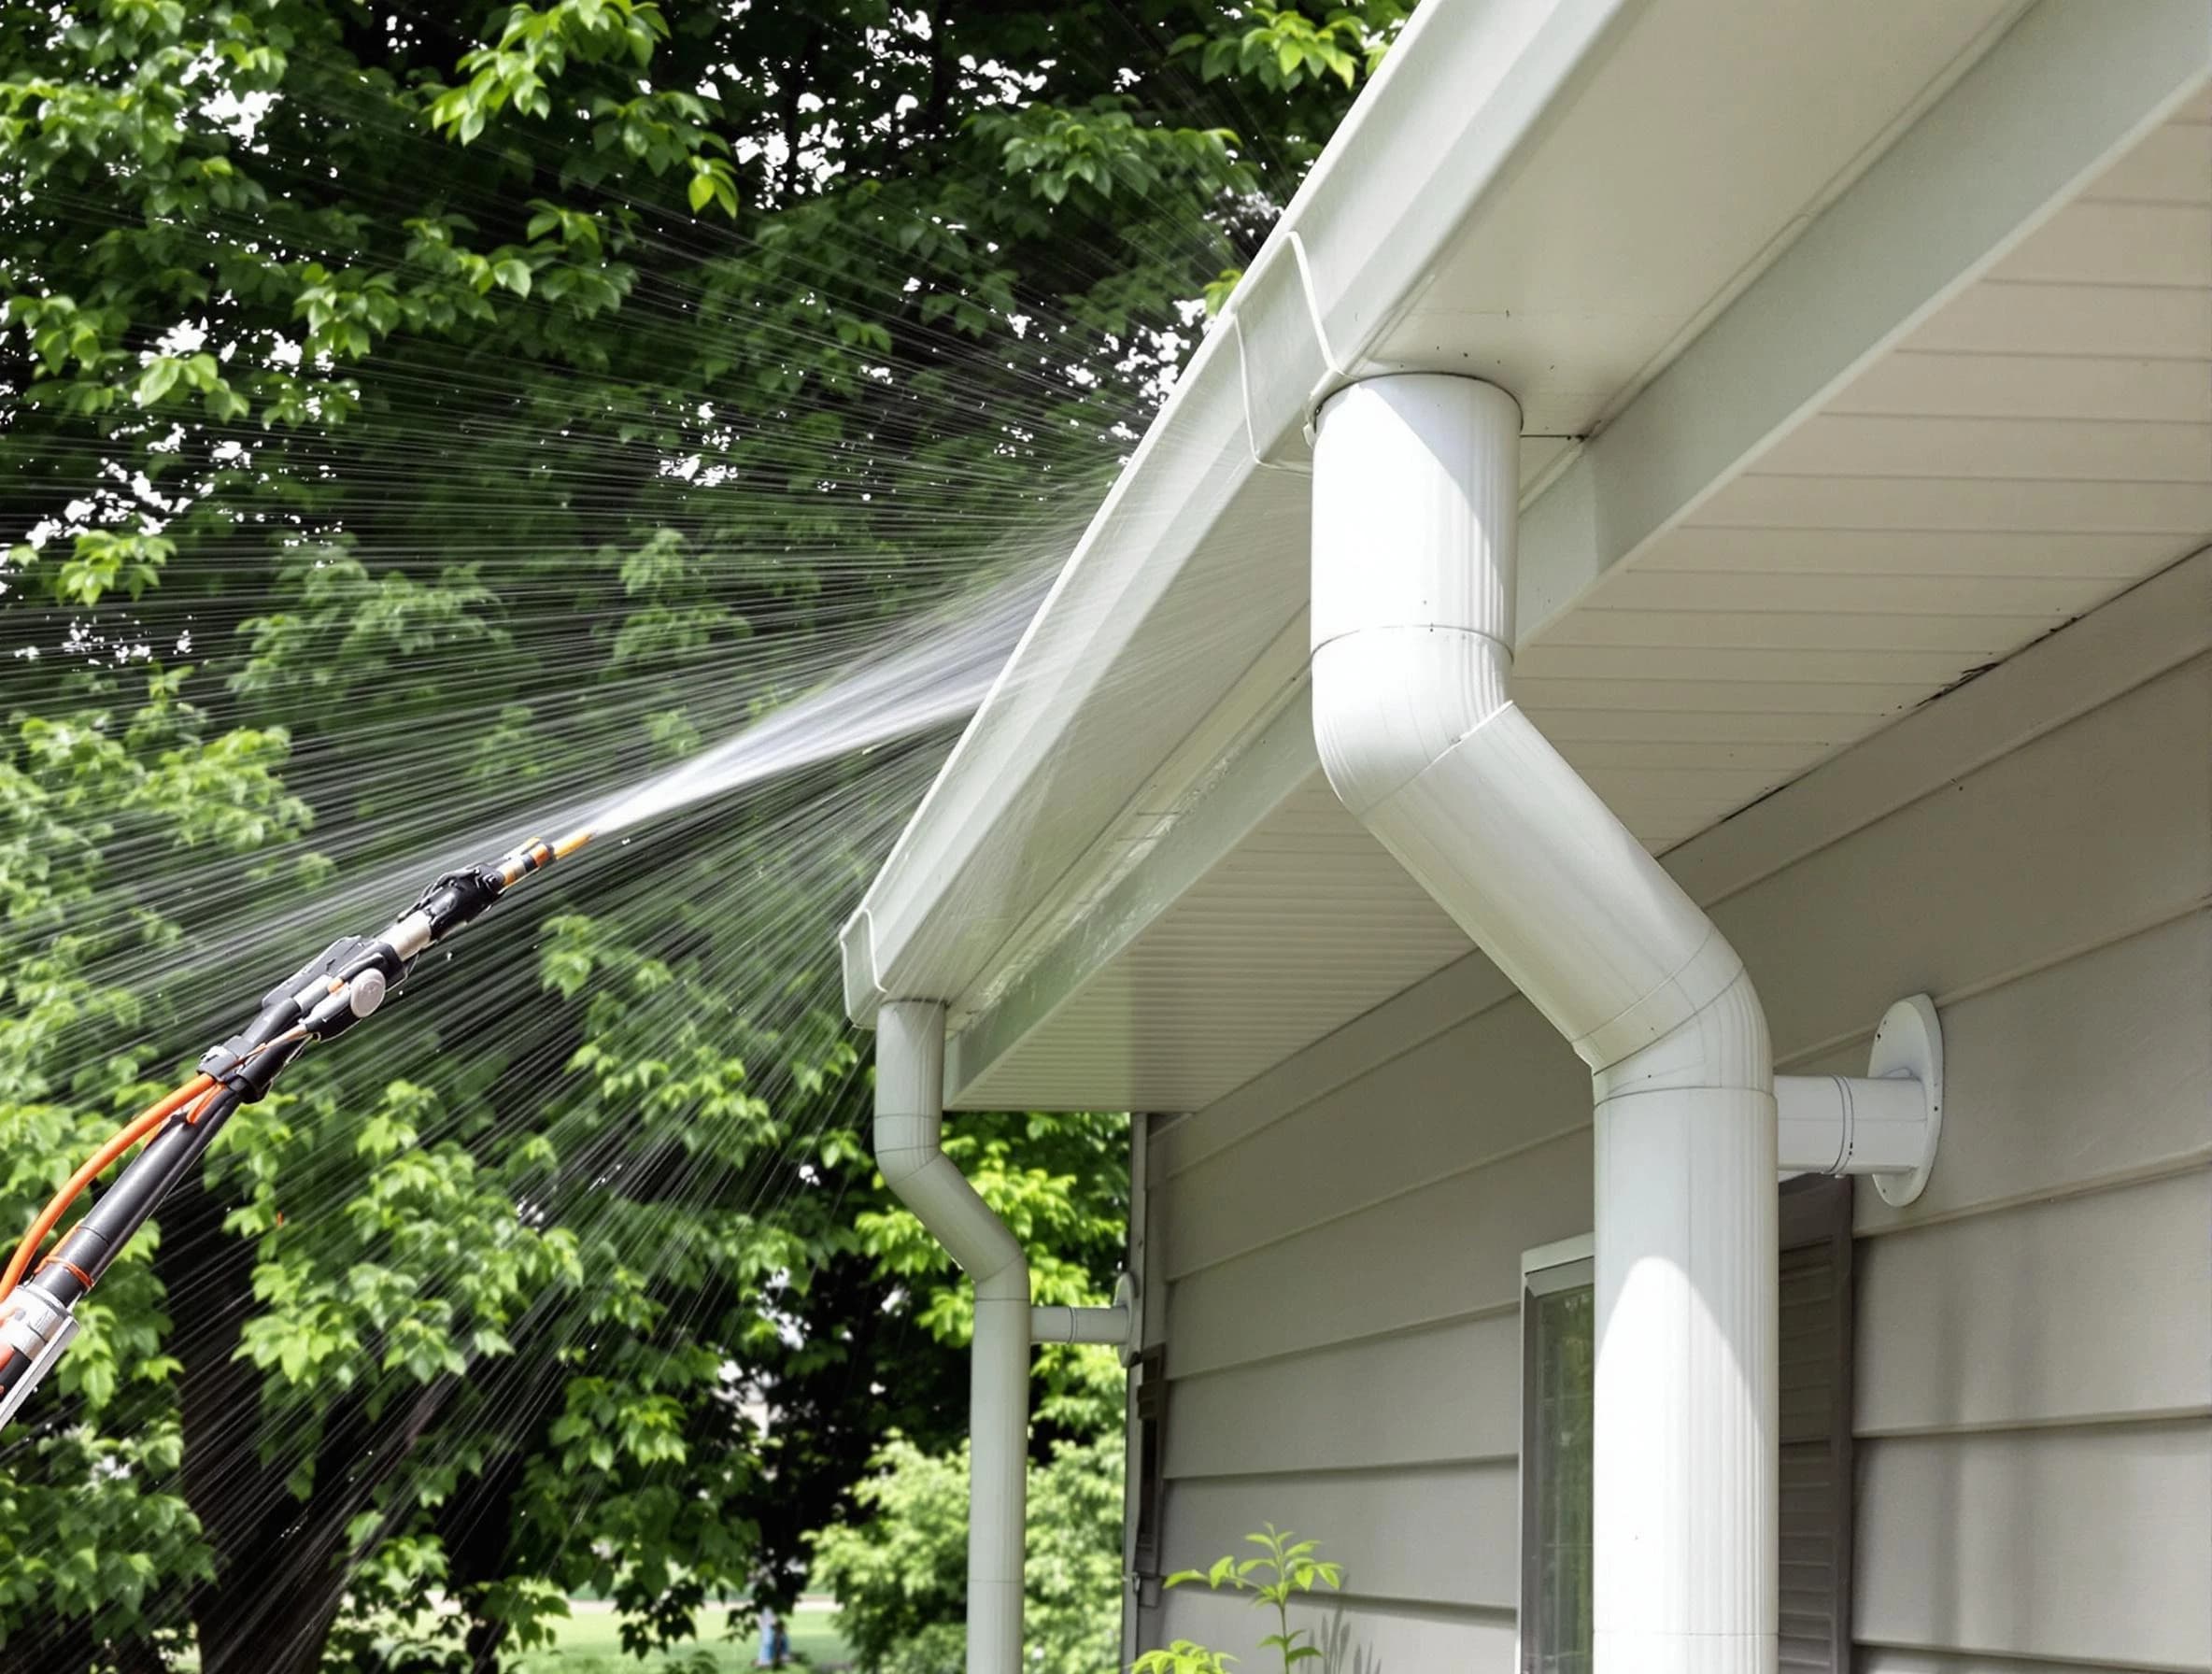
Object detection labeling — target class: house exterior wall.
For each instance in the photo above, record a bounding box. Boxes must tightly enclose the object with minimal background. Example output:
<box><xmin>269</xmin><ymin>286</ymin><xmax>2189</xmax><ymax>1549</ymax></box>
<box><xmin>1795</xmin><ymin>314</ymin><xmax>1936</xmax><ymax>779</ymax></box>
<box><xmin>1130</xmin><ymin>645</ymin><xmax>2212</xmax><ymax>1672</ymax></box>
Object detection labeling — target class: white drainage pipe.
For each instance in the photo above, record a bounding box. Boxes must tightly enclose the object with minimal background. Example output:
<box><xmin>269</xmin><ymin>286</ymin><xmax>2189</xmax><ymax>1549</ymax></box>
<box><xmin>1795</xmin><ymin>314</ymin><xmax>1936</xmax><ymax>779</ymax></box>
<box><xmin>874</xmin><ymin>1000</ymin><xmax>1028</xmax><ymax>1674</ymax></box>
<box><xmin>1031</xmin><ymin>1273</ymin><xmax>1138</xmax><ymax>1348</ymax></box>
<box><xmin>1776</xmin><ymin>994</ymin><xmax>1944</xmax><ymax>1205</ymax></box>
<box><xmin>1312</xmin><ymin>375</ymin><xmax>1776</xmax><ymax>1674</ymax></box>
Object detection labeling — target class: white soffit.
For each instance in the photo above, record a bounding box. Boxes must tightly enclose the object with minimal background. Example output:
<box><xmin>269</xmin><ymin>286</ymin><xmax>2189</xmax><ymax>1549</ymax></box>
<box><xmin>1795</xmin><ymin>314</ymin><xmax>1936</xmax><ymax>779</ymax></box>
<box><xmin>1362</xmin><ymin>0</ymin><xmax>2029</xmax><ymax>435</ymax></box>
<box><xmin>1526</xmin><ymin>87</ymin><xmax>2212</xmax><ymax>851</ymax></box>
<box><xmin>942</xmin><ymin>36</ymin><xmax>2212</xmax><ymax>1112</ymax></box>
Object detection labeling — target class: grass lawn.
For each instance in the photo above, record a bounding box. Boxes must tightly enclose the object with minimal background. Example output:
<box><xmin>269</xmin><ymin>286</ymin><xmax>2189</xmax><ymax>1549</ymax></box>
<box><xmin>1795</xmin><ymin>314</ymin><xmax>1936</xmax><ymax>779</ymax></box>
<box><xmin>509</xmin><ymin>1604</ymin><xmax>852</xmax><ymax>1672</ymax></box>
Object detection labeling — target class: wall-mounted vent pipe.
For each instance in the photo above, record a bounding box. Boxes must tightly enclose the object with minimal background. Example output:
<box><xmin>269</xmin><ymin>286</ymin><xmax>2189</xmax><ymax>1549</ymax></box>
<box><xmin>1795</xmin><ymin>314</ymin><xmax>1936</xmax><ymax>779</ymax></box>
<box><xmin>1776</xmin><ymin>994</ymin><xmax>1943</xmax><ymax>1205</ymax></box>
<box><xmin>1312</xmin><ymin>375</ymin><xmax>1775</xmax><ymax>1674</ymax></box>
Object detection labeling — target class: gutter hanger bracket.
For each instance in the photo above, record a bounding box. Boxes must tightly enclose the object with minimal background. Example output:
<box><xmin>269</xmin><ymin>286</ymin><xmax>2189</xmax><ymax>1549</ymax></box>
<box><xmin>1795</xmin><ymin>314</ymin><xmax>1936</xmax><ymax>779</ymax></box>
<box><xmin>1227</xmin><ymin>313</ymin><xmax>1316</xmax><ymax>478</ymax></box>
<box><xmin>1225</xmin><ymin>228</ymin><xmax>1343</xmax><ymax>471</ymax></box>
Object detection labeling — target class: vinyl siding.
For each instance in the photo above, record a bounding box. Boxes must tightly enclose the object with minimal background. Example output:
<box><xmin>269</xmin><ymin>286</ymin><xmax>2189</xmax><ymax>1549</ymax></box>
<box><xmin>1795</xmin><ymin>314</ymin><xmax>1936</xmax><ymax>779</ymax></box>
<box><xmin>1139</xmin><ymin>647</ymin><xmax>2212</xmax><ymax>1672</ymax></box>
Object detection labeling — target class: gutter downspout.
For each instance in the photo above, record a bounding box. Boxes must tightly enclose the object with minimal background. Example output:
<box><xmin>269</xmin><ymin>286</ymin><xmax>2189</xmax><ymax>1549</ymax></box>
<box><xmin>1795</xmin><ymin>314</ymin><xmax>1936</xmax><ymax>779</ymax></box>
<box><xmin>872</xmin><ymin>1001</ymin><xmax>1135</xmax><ymax>1674</ymax></box>
<box><xmin>1311</xmin><ymin>376</ymin><xmax>1777</xmax><ymax>1674</ymax></box>
<box><xmin>875</xmin><ymin>1000</ymin><xmax>1030</xmax><ymax>1674</ymax></box>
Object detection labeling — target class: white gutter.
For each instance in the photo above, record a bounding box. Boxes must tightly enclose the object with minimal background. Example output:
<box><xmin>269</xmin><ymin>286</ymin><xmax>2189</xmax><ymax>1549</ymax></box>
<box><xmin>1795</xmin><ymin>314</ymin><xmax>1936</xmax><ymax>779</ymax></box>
<box><xmin>852</xmin><ymin>0</ymin><xmax>2209</xmax><ymax>1113</ymax></box>
<box><xmin>1310</xmin><ymin>375</ymin><xmax>1775</xmax><ymax>1673</ymax></box>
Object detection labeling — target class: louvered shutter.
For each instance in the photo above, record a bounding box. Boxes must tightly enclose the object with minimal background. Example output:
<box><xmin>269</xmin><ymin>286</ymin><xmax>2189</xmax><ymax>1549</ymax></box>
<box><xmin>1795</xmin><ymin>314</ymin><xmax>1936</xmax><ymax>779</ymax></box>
<box><xmin>1777</xmin><ymin>1176</ymin><xmax>1854</xmax><ymax>1674</ymax></box>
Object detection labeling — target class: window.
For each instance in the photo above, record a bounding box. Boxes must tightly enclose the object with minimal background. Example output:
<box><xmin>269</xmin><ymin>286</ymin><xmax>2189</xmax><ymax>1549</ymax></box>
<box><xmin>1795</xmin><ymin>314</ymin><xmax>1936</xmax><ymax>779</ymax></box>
<box><xmin>1520</xmin><ymin>1236</ymin><xmax>1595</xmax><ymax>1674</ymax></box>
<box><xmin>1516</xmin><ymin>1181</ymin><xmax>1854</xmax><ymax>1674</ymax></box>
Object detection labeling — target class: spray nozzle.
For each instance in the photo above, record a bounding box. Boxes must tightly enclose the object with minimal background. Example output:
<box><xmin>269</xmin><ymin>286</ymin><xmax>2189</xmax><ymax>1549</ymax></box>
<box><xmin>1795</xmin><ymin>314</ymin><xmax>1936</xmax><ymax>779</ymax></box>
<box><xmin>402</xmin><ymin>830</ymin><xmax>591</xmax><ymax>951</ymax></box>
<box><xmin>0</xmin><ymin>821</ymin><xmax>600</xmax><ymax>1434</ymax></box>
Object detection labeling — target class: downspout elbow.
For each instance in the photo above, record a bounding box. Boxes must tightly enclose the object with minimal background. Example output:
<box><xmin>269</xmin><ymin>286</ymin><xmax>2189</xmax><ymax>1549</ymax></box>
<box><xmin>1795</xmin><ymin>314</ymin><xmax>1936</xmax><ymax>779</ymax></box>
<box><xmin>872</xmin><ymin>1002</ymin><xmax>1029</xmax><ymax>1295</ymax></box>
<box><xmin>1312</xmin><ymin>374</ymin><xmax>1778</xmax><ymax>1674</ymax></box>
<box><xmin>872</xmin><ymin>1116</ymin><xmax>1029</xmax><ymax>1298</ymax></box>
<box><xmin>1310</xmin><ymin>376</ymin><xmax>1758</xmax><ymax>1078</ymax></box>
<box><xmin>1310</xmin><ymin>375</ymin><xmax>1518</xmax><ymax>821</ymax></box>
<box><xmin>1311</xmin><ymin>627</ymin><xmax>1514</xmax><ymax>818</ymax></box>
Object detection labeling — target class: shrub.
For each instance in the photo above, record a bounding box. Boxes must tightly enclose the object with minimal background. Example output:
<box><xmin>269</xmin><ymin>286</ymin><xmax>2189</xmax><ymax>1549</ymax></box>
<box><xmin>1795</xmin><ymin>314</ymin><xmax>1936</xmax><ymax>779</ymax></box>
<box><xmin>808</xmin><ymin>1433</ymin><xmax>1124</xmax><ymax>1674</ymax></box>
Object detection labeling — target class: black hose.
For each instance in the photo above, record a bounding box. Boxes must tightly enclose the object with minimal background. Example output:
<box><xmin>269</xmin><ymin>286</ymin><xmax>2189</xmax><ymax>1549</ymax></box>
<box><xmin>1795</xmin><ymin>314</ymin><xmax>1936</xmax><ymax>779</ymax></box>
<box><xmin>0</xmin><ymin>830</ymin><xmax>588</xmax><ymax>1430</ymax></box>
<box><xmin>29</xmin><ymin>1088</ymin><xmax>246</xmax><ymax>1311</ymax></box>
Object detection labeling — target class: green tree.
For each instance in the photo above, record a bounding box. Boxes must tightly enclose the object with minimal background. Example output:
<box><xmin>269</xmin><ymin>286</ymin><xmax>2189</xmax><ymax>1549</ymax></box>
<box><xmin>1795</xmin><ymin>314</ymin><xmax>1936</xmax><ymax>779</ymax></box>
<box><xmin>0</xmin><ymin>679</ymin><xmax>313</xmax><ymax>1669</ymax></box>
<box><xmin>0</xmin><ymin>1</ymin><xmax>1401</xmax><ymax>1667</ymax></box>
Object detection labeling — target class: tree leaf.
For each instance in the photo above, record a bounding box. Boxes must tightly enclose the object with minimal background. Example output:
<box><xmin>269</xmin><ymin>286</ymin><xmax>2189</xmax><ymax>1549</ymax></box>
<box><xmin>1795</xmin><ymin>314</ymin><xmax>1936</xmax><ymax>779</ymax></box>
<box><xmin>134</xmin><ymin>358</ymin><xmax>181</xmax><ymax>405</ymax></box>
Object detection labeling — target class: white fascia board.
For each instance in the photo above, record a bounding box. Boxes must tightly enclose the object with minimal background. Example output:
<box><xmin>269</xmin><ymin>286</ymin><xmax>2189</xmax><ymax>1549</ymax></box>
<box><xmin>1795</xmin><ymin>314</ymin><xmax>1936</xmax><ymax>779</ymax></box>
<box><xmin>839</xmin><ymin>0</ymin><xmax>1631</xmax><ymax>1026</ymax></box>
<box><xmin>839</xmin><ymin>313</ymin><xmax>1258</xmax><ymax>1022</ymax></box>
<box><xmin>1516</xmin><ymin>0</ymin><xmax>2212</xmax><ymax>638</ymax></box>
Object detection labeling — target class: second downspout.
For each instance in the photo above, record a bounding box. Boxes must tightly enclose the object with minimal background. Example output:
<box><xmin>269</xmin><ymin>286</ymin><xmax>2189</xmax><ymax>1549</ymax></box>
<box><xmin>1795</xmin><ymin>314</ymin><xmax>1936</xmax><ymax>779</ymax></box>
<box><xmin>872</xmin><ymin>1000</ymin><xmax>1134</xmax><ymax>1674</ymax></box>
<box><xmin>1311</xmin><ymin>376</ymin><xmax>1778</xmax><ymax>1674</ymax></box>
<box><xmin>874</xmin><ymin>1000</ymin><xmax>1030</xmax><ymax>1674</ymax></box>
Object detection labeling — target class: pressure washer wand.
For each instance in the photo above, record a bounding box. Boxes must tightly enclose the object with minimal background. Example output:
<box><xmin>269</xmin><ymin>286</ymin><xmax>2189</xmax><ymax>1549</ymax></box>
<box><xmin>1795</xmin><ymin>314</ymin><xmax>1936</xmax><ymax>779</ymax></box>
<box><xmin>0</xmin><ymin>827</ymin><xmax>593</xmax><ymax>1432</ymax></box>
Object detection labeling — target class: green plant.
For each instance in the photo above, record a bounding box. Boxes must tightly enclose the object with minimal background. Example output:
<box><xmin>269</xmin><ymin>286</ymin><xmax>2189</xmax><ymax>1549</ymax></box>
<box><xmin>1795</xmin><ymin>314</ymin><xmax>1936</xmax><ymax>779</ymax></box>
<box><xmin>1132</xmin><ymin>1641</ymin><xmax>1235</xmax><ymax>1674</ymax></box>
<box><xmin>1133</xmin><ymin>1524</ymin><xmax>1345</xmax><ymax>1674</ymax></box>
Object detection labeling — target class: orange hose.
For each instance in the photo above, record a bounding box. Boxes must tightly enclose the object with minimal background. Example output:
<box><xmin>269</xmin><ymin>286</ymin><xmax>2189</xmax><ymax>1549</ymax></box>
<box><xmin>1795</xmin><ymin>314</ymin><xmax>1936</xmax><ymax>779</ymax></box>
<box><xmin>0</xmin><ymin>1074</ymin><xmax>216</xmax><ymax>1303</ymax></box>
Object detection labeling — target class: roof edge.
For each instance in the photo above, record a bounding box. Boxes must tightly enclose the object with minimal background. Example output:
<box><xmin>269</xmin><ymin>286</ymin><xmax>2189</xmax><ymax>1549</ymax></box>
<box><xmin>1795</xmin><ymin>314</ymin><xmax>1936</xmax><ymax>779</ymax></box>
<box><xmin>838</xmin><ymin>0</ymin><xmax>1637</xmax><ymax>1026</ymax></box>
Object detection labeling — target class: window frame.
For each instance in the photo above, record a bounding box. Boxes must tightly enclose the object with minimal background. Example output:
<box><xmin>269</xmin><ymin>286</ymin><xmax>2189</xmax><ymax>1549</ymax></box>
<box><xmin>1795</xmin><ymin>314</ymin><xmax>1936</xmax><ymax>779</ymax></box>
<box><xmin>1515</xmin><ymin>1185</ymin><xmax>1856</xmax><ymax>1674</ymax></box>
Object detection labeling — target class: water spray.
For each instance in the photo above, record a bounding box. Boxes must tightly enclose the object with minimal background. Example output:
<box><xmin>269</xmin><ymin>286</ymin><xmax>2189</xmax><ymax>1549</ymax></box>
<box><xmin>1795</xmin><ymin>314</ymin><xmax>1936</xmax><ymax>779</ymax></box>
<box><xmin>0</xmin><ymin>825</ymin><xmax>595</xmax><ymax>1431</ymax></box>
<box><xmin>0</xmin><ymin>555</ymin><xmax>1050</xmax><ymax>1434</ymax></box>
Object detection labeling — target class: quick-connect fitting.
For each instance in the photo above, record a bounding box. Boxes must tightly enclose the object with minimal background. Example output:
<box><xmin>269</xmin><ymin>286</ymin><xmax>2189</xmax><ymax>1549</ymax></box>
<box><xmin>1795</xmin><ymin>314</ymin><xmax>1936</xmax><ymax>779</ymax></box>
<box><xmin>389</xmin><ymin>831</ymin><xmax>586</xmax><ymax>956</ymax></box>
<box><xmin>408</xmin><ymin>865</ymin><xmax>508</xmax><ymax>945</ymax></box>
